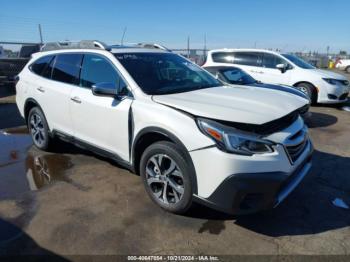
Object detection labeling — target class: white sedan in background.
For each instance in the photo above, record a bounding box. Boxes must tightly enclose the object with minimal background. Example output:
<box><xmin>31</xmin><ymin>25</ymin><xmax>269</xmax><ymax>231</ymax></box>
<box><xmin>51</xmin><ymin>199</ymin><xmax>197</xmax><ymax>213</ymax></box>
<box><xmin>336</xmin><ymin>59</ymin><xmax>350</xmax><ymax>74</ymax></box>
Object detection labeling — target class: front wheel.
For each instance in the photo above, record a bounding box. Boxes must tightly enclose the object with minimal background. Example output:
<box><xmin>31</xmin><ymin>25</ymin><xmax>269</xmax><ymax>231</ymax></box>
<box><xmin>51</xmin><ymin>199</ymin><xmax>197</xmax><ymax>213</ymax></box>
<box><xmin>140</xmin><ymin>141</ymin><xmax>193</xmax><ymax>214</ymax></box>
<box><xmin>346</xmin><ymin>66</ymin><xmax>350</xmax><ymax>74</ymax></box>
<box><xmin>296</xmin><ymin>82</ymin><xmax>317</xmax><ymax>104</ymax></box>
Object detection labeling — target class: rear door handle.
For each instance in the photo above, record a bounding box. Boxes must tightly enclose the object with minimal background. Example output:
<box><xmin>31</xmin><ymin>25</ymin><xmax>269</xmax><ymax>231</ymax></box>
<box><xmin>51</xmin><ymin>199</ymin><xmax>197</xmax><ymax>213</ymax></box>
<box><xmin>71</xmin><ymin>96</ymin><xmax>82</xmax><ymax>104</ymax></box>
<box><xmin>37</xmin><ymin>86</ymin><xmax>45</xmax><ymax>93</ymax></box>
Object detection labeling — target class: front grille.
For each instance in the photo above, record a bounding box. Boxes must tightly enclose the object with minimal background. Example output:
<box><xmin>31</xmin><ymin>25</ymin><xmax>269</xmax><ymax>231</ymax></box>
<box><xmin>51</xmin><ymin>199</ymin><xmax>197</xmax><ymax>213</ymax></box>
<box><xmin>286</xmin><ymin>137</ymin><xmax>308</xmax><ymax>163</ymax></box>
<box><xmin>339</xmin><ymin>93</ymin><xmax>349</xmax><ymax>100</ymax></box>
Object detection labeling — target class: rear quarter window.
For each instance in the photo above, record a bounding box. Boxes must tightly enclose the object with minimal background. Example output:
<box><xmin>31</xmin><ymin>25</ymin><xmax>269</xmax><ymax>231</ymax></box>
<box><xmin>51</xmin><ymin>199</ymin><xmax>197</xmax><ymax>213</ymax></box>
<box><xmin>31</xmin><ymin>55</ymin><xmax>54</xmax><ymax>76</ymax></box>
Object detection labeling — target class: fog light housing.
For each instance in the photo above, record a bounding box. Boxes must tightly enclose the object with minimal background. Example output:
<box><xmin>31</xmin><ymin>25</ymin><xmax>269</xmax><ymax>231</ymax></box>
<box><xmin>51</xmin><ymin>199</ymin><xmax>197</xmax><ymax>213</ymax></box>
<box><xmin>328</xmin><ymin>94</ymin><xmax>337</xmax><ymax>100</ymax></box>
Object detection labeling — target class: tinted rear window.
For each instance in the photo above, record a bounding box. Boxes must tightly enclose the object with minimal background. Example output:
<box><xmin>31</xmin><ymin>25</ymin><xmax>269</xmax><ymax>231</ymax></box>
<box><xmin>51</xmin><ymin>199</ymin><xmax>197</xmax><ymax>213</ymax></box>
<box><xmin>212</xmin><ymin>52</ymin><xmax>262</xmax><ymax>67</ymax></box>
<box><xmin>52</xmin><ymin>54</ymin><xmax>83</xmax><ymax>85</ymax></box>
<box><xmin>31</xmin><ymin>55</ymin><xmax>54</xmax><ymax>76</ymax></box>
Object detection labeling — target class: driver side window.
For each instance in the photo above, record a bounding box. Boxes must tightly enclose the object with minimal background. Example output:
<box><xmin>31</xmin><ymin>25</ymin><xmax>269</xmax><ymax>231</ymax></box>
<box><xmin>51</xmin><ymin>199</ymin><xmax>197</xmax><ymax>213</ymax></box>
<box><xmin>262</xmin><ymin>53</ymin><xmax>288</xmax><ymax>69</ymax></box>
<box><xmin>80</xmin><ymin>54</ymin><xmax>126</xmax><ymax>91</ymax></box>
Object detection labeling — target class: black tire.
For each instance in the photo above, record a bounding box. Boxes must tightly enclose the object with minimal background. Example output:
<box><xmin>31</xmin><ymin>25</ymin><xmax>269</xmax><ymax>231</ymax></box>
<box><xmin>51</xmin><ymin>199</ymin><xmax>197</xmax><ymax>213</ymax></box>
<box><xmin>140</xmin><ymin>141</ymin><xmax>193</xmax><ymax>214</ymax></box>
<box><xmin>27</xmin><ymin>107</ymin><xmax>52</xmax><ymax>151</ymax></box>
<box><xmin>346</xmin><ymin>66</ymin><xmax>350</xmax><ymax>74</ymax></box>
<box><xmin>296</xmin><ymin>82</ymin><xmax>317</xmax><ymax>104</ymax></box>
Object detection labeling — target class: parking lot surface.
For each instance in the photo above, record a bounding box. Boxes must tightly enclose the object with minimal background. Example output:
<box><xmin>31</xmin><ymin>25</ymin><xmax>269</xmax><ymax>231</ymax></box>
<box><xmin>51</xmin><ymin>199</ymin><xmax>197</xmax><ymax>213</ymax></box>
<box><xmin>0</xmin><ymin>73</ymin><xmax>350</xmax><ymax>258</ymax></box>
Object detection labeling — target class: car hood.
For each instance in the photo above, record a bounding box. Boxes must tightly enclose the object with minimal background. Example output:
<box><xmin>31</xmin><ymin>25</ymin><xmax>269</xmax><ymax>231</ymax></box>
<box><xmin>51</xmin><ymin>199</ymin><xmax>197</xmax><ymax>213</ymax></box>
<box><xmin>152</xmin><ymin>85</ymin><xmax>308</xmax><ymax>125</ymax></box>
<box><xmin>310</xmin><ymin>69</ymin><xmax>347</xmax><ymax>80</ymax></box>
<box><xmin>250</xmin><ymin>82</ymin><xmax>308</xmax><ymax>100</ymax></box>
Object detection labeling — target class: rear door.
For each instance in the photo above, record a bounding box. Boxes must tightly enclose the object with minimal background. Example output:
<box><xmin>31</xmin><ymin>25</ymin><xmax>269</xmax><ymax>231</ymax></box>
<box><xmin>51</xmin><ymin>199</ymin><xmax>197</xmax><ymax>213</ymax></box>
<box><xmin>70</xmin><ymin>53</ymin><xmax>132</xmax><ymax>161</ymax></box>
<box><xmin>231</xmin><ymin>52</ymin><xmax>264</xmax><ymax>80</ymax></box>
<box><xmin>29</xmin><ymin>54</ymin><xmax>81</xmax><ymax>135</ymax></box>
<box><xmin>48</xmin><ymin>53</ymin><xmax>82</xmax><ymax>134</ymax></box>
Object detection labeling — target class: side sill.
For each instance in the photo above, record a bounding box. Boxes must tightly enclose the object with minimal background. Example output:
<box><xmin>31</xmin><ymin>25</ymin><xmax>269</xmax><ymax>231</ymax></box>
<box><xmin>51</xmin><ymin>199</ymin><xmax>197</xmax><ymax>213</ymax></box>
<box><xmin>52</xmin><ymin>130</ymin><xmax>135</xmax><ymax>173</ymax></box>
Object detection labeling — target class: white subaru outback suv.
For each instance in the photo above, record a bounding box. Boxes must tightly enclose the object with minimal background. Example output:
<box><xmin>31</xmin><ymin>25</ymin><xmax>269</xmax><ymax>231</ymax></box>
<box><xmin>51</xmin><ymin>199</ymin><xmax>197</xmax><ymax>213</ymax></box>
<box><xmin>204</xmin><ymin>49</ymin><xmax>349</xmax><ymax>104</ymax></box>
<box><xmin>16</xmin><ymin>42</ymin><xmax>313</xmax><ymax>215</ymax></box>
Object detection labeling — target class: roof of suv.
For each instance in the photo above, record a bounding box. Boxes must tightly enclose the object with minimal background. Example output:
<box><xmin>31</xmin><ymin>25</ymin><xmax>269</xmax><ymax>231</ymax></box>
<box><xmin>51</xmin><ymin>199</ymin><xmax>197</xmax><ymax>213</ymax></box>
<box><xmin>111</xmin><ymin>47</ymin><xmax>169</xmax><ymax>54</ymax></box>
<box><xmin>208</xmin><ymin>48</ymin><xmax>280</xmax><ymax>55</ymax></box>
<box><xmin>32</xmin><ymin>47</ymin><xmax>170</xmax><ymax>59</ymax></box>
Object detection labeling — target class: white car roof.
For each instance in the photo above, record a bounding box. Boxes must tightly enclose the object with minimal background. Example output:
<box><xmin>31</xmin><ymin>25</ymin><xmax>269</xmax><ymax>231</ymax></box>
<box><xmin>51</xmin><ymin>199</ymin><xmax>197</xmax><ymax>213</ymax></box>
<box><xmin>208</xmin><ymin>48</ymin><xmax>281</xmax><ymax>55</ymax></box>
<box><xmin>31</xmin><ymin>47</ymin><xmax>170</xmax><ymax>59</ymax></box>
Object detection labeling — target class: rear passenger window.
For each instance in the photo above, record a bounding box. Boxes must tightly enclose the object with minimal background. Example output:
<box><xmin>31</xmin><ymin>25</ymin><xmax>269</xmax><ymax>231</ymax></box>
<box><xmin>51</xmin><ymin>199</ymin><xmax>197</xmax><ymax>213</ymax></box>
<box><xmin>80</xmin><ymin>54</ymin><xmax>124</xmax><ymax>89</ymax></box>
<box><xmin>234</xmin><ymin>52</ymin><xmax>262</xmax><ymax>67</ymax></box>
<box><xmin>211</xmin><ymin>52</ymin><xmax>262</xmax><ymax>67</ymax></box>
<box><xmin>31</xmin><ymin>55</ymin><xmax>54</xmax><ymax>76</ymax></box>
<box><xmin>41</xmin><ymin>56</ymin><xmax>55</xmax><ymax>79</ymax></box>
<box><xmin>52</xmin><ymin>54</ymin><xmax>83</xmax><ymax>85</ymax></box>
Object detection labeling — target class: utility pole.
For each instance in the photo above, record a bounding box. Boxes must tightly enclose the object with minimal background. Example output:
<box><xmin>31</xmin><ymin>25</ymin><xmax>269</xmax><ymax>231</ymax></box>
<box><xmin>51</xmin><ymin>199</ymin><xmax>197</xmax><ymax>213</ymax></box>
<box><xmin>38</xmin><ymin>24</ymin><xmax>43</xmax><ymax>44</ymax></box>
<box><xmin>121</xmin><ymin>27</ymin><xmax>127</xmax><ymax>45</ymax></box>
<box><xmin>187</xmin><ymin>36</ymin><xmax>190</xmax><ymax>59</ymax></box>
<box><xmin>203</xmin><ymin>34</ymin><xmax>207</xmax><ymax>56</ymax></box>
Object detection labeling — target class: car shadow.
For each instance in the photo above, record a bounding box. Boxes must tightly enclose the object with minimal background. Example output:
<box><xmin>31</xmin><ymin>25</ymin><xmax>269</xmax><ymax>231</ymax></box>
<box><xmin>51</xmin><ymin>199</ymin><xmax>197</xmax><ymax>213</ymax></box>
<box><xmin>304</xmin><ymin>112</ymin><xmax>338</xmax><ymax>128</ymax></box>
<box><xmin>0</xmin><ymin>103</ymin><xmax>25</xmax><ymax>129</ymax></box>
<box><xmin>0</xmin><ymin>85</ymin><xmax>16</xmax><ymax>98</ymax></box>
<box><xmin>188</xmin><ymin>150</ymin><xmax>350</xmax><ymax>237</ymax></box>
<box><xmin>0</xmin><ymin>218</ymin><xmax>69</xmax><ymax>260</ymax></box>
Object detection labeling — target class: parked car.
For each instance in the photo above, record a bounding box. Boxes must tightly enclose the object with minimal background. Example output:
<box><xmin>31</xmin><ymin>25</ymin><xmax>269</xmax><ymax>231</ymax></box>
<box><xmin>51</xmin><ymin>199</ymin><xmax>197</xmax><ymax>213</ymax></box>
<box><xmin>0</xmin><ymin>44</ymin><xmax>41</xmax><ymax>87</ymax></box>
<box><xmin>16</xmin><ymin>41</ymin><xmax>312</xmax><ymax>215</ymax></box>
<box><xmin>202</xmin><ymin>65</ymin><xmax>310</xmax><ymax>117</ymax></box>
<box><xmin>204</xmin><ymin>49</ymin><xmax>349</xmax><ymax>104</ymax></box>
<box><xmin>335</xmin><ymin>59</ymin><xmax>350</xmax><ymax>73</ymax></box>
<box><xmin>0</xmin><ymin>46</ymin><xmax>5</xmax><ymax>58</ymax></box>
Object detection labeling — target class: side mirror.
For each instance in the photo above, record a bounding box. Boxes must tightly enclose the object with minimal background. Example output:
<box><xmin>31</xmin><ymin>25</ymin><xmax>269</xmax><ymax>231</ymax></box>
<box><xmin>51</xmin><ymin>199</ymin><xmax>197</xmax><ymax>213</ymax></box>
<box><xmin>92</xmin><ymin>82</ymin><xmax>117</xmax><ymax>97</ymax></box>
<box><xmin>276</xmin><ymin>63</ymin><xmax>287</xmax><ymax>73</ymax></box>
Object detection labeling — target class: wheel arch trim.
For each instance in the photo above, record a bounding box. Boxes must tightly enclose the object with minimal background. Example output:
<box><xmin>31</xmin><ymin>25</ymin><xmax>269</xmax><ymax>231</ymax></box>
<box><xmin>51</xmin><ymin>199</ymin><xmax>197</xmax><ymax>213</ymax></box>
<box><xmin>132</xmin><ymin>126</ymin><xmax>198</xmax><ymax>194</ymax></box>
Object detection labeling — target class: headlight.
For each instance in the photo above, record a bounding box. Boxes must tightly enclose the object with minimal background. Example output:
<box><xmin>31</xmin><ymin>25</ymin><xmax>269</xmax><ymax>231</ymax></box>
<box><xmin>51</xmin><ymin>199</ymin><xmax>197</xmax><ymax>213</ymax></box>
<box><xmin>323</xmin><ymin>78</ymin><xmax>339</xmax><ymax>85</ymax></box>
<box><xmin>197</xmin><ymin>118</ymin><xmax>274</xmax><ymax>155</ymax></box>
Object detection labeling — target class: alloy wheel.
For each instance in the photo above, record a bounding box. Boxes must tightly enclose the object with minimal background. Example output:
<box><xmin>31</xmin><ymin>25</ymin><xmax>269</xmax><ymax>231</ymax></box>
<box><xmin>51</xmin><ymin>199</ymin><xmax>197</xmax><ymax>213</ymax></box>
<box><xmin>145</xmin><ymin>154</ymin><xmax>184</xmax><ymax>205</ymax></box>
<box><xmin>297</xmin><ymin>86</ymin><xmax>309</xmax><ymax>96</ymax></box>
<box><xmin>29</xmin><ymin>113</ymin><xmax>46</xmax><ymax>147</ymax></box>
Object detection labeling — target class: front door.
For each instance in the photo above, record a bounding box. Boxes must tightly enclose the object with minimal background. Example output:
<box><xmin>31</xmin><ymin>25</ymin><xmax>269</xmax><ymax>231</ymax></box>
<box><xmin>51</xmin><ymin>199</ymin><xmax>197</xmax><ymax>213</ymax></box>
<box><xmin>257</xmin><ymin>53</ymin><xmax>292</xmax><ymax>85</ymax></box>
<box><xmin>70</xmin><ymin>53</ymin><xmax>132</xmax><ymax>161</ymax></box>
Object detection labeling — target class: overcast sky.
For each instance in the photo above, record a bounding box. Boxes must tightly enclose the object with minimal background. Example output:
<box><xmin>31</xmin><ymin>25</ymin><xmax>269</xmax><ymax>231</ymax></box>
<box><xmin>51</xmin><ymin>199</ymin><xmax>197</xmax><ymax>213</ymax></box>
<box><xmin>0</xmin><ymin>0</ymin><xmax>349</xmax><ymax>53</ymax></box>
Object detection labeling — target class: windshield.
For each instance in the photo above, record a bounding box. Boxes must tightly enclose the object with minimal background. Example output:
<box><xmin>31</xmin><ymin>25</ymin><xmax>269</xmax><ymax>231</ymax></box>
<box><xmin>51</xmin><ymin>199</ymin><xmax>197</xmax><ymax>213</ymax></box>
<box><xmin>282</xmin><ymin>54</ymin><xmax>315</xmax><ymax>69</ymax></box>
<box><xmin>115</xmin><ymin>52</ymin><xmax>221</xmax><ymax>95</ymax></box>
<box><xmin>220</xmin><ymin>68</ymin><xmax>256</xmax><ymax>85</ymax></box>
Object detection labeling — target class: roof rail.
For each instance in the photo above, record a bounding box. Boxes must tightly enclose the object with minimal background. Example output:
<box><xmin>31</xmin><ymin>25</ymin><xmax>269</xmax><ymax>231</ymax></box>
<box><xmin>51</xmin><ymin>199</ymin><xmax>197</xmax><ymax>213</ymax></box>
<box><xmin>41</xmin><ymin>40</ymin><xmax>110</xmax><ymax>52</ymax></box>
<box><xmin>136</xmin><ymin>43</ymin><xmax>171</xmax><ymax>51</ymax></box>
<box><xmin>109</xmin><ymin>42</ymin><xmax>171</xmax><ymax>52</ymax></box>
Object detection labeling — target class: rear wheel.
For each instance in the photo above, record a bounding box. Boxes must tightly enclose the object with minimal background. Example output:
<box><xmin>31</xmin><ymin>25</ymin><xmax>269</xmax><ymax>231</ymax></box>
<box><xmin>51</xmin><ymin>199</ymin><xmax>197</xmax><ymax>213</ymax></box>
<box><xmin>140</xmin><ymin>141</ymin><xmax>193</xmax><ymax>214</ymax></box>
<box><xmin>28</xmin><ymin>107</ymin><xmax>52</xmax><ymax>151</ymax></box>
<box><xmin>346</xmin><ymin>66</ymin><xmax>350</xmax><ymax>74</ymax></box>
<box><xmin>296</xmin><ymin>82</ymin><xmax>317</xmax><ymax>104</ymax></box>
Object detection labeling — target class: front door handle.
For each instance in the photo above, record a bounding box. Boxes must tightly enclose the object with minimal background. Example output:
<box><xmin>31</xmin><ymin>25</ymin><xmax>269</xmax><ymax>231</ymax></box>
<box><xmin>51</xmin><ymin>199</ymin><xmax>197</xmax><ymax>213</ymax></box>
<box><xmin>37</xmin><ymin>86</ymin><xmax>45</xmax><ymax>93</ymax></box>
<box><xmin>71</xmin><ymin>96</ymin><xmax>82</xmax><ymax>104</ymax></box>
<box><xmin>250</xmin><ymin>70</ymin><xmax>264</xmax><ymax>74</ymax></box>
